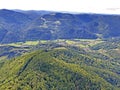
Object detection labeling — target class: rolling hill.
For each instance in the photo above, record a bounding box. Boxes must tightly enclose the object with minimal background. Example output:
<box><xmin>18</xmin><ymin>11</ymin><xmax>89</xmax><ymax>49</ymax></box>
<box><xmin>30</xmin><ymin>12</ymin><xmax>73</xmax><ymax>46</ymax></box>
<box><xmin>0</xmin><ymin>9</ymin><xmax>120</xmax><ymax>90</ymax></box>
<box><xmin>0</xmin><ymin>39</ymin><xmax>120</xmax><ymax>90</ymax></box>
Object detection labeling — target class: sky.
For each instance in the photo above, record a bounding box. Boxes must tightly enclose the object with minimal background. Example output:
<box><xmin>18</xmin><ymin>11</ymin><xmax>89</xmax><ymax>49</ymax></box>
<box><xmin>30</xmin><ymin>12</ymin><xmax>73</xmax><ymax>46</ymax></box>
<box><xmin>0</xmin><ymin>0</ymin><xmax>120</xmax><ymax>14</ymax></box>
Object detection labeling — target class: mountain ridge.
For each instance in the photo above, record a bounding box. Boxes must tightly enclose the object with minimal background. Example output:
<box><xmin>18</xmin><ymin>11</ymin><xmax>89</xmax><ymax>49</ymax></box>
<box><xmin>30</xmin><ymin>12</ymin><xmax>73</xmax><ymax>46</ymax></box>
<box><xmin>0</xmin><ymin>38</ymin><xmax>120</xmax><ymax>89</ymax></box>
<box><xmin>0</xmin><ymin>48</ymin><xmax>119</xmax><ymax>90</ymax></box>
<box><xmin>0</xmin><ymin>9</ymin><xmax>120</xmax><ymax>43</ymax></box>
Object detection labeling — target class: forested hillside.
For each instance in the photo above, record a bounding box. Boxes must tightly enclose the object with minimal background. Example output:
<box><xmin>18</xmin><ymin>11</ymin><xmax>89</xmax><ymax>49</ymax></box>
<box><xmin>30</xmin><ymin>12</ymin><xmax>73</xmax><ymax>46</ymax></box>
<box><xmin>1</xmin><ymin>9</ymin><xmax>120</xmax><ymax>43</ymax></box>
<box><xmin>0</xmin><ymin>9</ymin><xmax>120</xmax><ymax>90</ymax></box>
<box><xmin>0</xmin><ymin>39</ymin><xmax>120</xmax><ymax>90</ymax></box>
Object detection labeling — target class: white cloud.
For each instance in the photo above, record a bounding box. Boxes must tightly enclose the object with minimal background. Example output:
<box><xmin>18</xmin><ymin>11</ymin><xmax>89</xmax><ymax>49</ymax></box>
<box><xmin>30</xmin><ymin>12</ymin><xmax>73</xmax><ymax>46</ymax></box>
<box><xmin>0</xmin><ymin>0</ymin><xmax>120</xmax><ymax>14</ymax></box>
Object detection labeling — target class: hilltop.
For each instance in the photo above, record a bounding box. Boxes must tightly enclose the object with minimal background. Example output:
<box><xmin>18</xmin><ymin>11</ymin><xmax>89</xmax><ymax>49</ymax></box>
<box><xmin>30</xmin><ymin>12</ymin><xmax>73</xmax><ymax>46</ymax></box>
<box><xmin>0</xmin><ymin>39</ymin><xmax>120</xmax><ymax>89</ymax></box>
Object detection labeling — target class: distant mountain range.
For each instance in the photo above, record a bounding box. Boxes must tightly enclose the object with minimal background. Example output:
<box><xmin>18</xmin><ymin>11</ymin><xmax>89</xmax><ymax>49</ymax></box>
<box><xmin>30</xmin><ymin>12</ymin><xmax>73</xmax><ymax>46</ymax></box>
<box><xmin>0</xmin><ymin>9</ymin><xmax>120</xmax><ymax>43</ymax></box>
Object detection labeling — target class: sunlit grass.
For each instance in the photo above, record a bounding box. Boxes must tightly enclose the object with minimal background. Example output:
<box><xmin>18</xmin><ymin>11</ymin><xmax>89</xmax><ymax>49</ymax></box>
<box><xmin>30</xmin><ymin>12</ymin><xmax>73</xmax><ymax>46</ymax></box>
<box><xmin>24</xmin><ymin>41</ymin><xmax>39</xmax><ymax>45</ymax></box>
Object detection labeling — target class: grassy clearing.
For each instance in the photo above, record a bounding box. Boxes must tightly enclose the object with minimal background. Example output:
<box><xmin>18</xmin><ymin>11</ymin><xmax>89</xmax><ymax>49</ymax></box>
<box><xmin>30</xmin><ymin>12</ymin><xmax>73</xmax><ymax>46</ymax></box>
<box><xmin>1</xmin><ymin>39</ymin><xmax>104</xmax><ymax>48</ymax></box>
<box><xmin>24</xmin><ymin>41</ymin><xmax>39</xmax><ymax>45</ymax></box>
<box><xmin>0</xmin><ymin>56</ymin><xmax>7</xmax><ymax>61</ymax></box>
<box><xmin>4</xmin><ymin>41</ymin><xmax>40</xmax><ymax>47</ymax></box>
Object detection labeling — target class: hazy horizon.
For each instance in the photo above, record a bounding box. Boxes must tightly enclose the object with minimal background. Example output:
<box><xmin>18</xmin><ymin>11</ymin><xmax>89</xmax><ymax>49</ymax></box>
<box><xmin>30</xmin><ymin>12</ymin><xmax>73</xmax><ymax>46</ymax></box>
<box><xmin>0</xmin><ymin>0</ymin><xmax>120</xmax><ymax>14</ymax></box>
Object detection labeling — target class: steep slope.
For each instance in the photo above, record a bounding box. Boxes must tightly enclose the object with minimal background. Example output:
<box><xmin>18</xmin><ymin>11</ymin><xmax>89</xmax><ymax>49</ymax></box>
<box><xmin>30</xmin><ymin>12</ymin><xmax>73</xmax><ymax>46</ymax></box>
<box><xmin>0</xmin><ymin>47</ymin><xmax>119</xmax><ymax>90</ymax></box>
<box><xmin>0</xmin><ymin>9</ymin><xmax>32</xmax><ymax>43</ymax></box>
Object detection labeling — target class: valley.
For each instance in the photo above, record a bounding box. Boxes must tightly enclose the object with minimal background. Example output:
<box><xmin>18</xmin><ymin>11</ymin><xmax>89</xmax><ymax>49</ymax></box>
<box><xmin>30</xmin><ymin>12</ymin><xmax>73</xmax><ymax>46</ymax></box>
<box><xmin>0</xmin><ymin>9</ymin><xmax>120</xmax><ymax>90</ymax></box>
